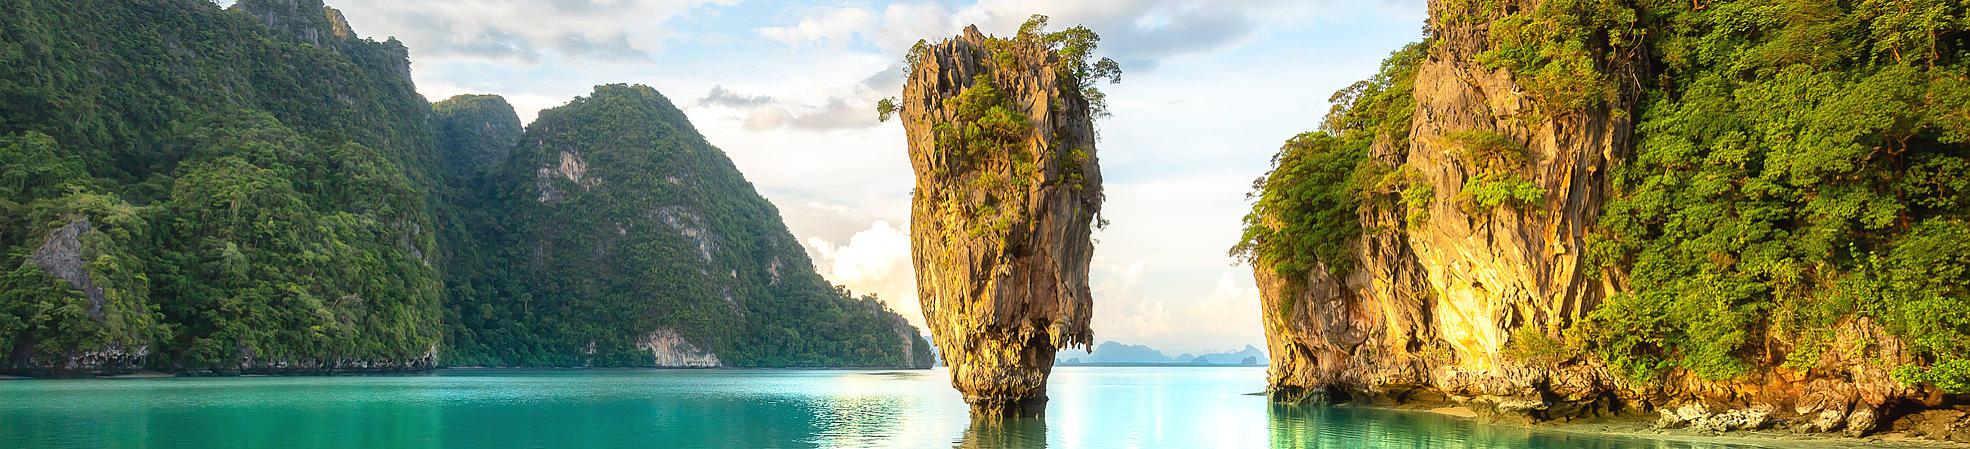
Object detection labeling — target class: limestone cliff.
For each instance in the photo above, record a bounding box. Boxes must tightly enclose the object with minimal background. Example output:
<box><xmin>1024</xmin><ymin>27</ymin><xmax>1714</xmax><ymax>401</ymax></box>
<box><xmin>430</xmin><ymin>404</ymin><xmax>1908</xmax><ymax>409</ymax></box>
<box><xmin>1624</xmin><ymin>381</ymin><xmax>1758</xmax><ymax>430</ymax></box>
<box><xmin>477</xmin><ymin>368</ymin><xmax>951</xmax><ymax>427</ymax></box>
<box><xmin>1254</xmin><ymin>0</ymin><xmax>1968</xmax><ymax>440</ymax></box>
<box><xmin>900</xmin><ymin>25</ymin><xmax>1103</xmax><ymax>414</ymax></box>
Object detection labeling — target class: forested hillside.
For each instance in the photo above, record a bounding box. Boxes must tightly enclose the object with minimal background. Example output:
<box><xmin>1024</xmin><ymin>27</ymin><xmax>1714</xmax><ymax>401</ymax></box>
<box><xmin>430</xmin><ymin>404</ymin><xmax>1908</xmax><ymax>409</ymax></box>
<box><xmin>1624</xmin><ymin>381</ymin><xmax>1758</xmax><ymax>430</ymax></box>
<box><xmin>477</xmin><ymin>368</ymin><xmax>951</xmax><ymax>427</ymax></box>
<box><xmin>443</xmin><ymin>85</ymin><xmax>935</xmax><ymax>368</ymax></box>
<box><xmin>0</xmin><ymin>0</ymin><xmax>444</xmax><ymax>373</ymax></box>
<box><xmin>0</xmin><ymin>0</ymin><xmax>931</xmax><ymax>374</ymax></box>
<box><xmin>1238</xmin><ymin>0</ymin><xmax>1970</xmax><ymax>437</ymax></box>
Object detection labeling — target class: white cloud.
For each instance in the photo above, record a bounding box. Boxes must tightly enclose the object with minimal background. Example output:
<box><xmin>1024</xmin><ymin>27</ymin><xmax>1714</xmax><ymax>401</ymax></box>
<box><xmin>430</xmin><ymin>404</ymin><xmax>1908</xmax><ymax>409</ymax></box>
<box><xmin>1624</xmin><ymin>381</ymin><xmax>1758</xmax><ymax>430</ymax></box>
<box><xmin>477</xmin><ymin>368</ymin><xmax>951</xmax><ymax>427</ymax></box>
<box><xmin>739</xmin><ymin>97</ymin><xmax>878</xmax><ymax>131</ymax></box>
<box><xmin>874</xmin><ymin>3</ymin><xmax>956</xmax><ymax>52</ymax></box>
<box><xmin>1088</xmin><ymin>258</ymin><xmax>1266</xmax><ymax>355</ymax></box>
<box><xmin>756</xmin><ymin>7</ymin><xmax>879</xmax><ymax>47</ymax></box>
<box><xmin>697</xmin><ymin>68</ymin><xmax>894</xmax><ymax>132</ymax></box>
<box><xmin>329</xmin><ymin>0</ymin><xmax>737</xmax><ymax>63</ymax></box>
<box><xmin>803</xmin><ymin>221</ymin><xmax>924</xmax><ymax>329</ymax></box>
<box><xmin>1089</xmin><ymin>259</ymin><xmax>1169</xmax><ymax>337</ymax></box>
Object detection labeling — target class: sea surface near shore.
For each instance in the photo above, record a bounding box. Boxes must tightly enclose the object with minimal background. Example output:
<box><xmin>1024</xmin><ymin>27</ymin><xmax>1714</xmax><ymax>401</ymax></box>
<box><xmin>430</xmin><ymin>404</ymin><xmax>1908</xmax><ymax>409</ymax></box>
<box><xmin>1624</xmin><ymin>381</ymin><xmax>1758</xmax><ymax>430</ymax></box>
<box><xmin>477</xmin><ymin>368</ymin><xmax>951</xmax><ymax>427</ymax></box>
<box><xmin>0</xmin><ymin>366</ymin><xmax>1909</xmax><ymax>448</ymax></box>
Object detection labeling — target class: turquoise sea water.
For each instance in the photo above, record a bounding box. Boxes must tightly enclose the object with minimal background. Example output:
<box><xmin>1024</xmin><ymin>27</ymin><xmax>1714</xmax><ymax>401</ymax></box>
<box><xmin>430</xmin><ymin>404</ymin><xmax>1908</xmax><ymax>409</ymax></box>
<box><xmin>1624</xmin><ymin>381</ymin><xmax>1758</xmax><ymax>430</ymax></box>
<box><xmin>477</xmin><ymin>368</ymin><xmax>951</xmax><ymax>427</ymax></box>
<box><xmin>0</xmin><ymin>366</ymin><xmax>1759</xmax><ymax>448</ymax></box>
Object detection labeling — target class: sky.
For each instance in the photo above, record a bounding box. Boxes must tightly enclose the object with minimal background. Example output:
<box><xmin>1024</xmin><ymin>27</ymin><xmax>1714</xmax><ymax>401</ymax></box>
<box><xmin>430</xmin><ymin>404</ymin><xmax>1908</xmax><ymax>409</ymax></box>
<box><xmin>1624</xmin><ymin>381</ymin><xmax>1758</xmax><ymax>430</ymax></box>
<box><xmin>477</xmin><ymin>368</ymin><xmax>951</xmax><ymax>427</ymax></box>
<box><xmin>236</xmin><ymin>0</ymin><xmax>1427</xmax><ymax>355</ymax></box>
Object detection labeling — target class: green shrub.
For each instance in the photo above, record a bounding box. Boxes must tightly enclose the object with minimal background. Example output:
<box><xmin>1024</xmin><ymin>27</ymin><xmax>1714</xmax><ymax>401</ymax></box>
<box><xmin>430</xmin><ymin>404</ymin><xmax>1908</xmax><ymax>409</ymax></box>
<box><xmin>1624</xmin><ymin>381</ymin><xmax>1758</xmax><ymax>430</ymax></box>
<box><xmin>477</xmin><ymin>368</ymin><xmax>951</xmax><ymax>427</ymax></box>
<box><xmin>1475</xmin><ymin>0</ymin><xmax>1637</xmax><ymax>112</ymax></box>
<box><xmin>1458</xmin><ymin>173</ymin><xmax>1546</xmax><ymax>213</ymax></box>
<box><xmin>1234</xmin><ymin>42</ymin><xmax>1428</xmax><ymax>280</ymax></box>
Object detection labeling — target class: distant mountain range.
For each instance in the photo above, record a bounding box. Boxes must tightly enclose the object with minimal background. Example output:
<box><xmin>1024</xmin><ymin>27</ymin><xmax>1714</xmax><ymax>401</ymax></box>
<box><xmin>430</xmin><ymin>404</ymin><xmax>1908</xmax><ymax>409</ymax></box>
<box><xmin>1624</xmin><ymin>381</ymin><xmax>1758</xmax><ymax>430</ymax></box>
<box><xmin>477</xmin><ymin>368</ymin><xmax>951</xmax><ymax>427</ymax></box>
<box><xmin>1056</xmin><ymin>342</ymin><xmax>1266</xmax><ymax>366</ymax></box>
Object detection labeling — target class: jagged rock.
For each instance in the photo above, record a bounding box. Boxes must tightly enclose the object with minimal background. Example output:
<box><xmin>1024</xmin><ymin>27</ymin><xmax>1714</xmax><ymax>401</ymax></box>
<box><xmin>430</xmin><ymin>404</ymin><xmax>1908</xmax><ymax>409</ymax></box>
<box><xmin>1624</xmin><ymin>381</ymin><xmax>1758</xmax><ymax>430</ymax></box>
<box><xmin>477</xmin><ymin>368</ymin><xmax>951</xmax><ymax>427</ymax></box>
<box><xmin>232</xmin><ymin>0</ymin><xmax>346</xmax><ymax>46</ymax></box>
<box><xmin>1655</xmin><ymin>403</ymin><xmax>1704</xmax><ymax>430</ymax></box>
<box><xmin>1846</xmin><ymin>408</ymin><xmax>1881</xmax><ymax>437</ymax></box>
<box><xmin>902</xmin><ymin>25</ymin><xmax>1102</xmax><ymax>414</ymax></box>
<box><xmin>1657</xmin><ymin>404</ymin><xmax>1775</xmax><ymax>432</ymax></box>
<box><xmin>321</xmin><ymin>6</ymin><xmax>356</xmax><ymax>40</ymax></box>
<box><xmin>1803</xmin><ymin>409</ymin><xmax>1850</xmax><ymax>433</ymax></box>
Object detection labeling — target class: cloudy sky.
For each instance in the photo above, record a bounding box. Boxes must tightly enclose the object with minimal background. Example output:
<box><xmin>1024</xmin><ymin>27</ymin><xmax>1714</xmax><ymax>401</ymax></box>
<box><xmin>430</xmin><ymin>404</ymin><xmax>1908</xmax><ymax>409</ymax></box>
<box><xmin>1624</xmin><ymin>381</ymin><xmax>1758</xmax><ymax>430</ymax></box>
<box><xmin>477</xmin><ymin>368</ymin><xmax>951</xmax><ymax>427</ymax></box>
<box><xmin>249</xmin><ymin>0</ymin><xmax>1426</xmax><ymax>355</ymax></box>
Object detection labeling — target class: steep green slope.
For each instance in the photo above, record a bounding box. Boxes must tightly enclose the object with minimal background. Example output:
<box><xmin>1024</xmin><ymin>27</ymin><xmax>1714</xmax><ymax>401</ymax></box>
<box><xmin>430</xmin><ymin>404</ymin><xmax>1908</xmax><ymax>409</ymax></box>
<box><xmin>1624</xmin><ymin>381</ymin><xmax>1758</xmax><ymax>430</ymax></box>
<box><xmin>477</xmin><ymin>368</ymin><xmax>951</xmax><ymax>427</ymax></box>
<box><xmin>427</xmin><ymin>94</ymin><xmax>519</xmax><ymax>358</ymax></box>
<box><xmin>0</xmin><ymin>0</ymin><xmax>443</xmax><ymax>373</ymax></box>
<box><xmin>446</xmin><ymin>85</ymin><xmax>934</xmax><ymax>368</ymax></box>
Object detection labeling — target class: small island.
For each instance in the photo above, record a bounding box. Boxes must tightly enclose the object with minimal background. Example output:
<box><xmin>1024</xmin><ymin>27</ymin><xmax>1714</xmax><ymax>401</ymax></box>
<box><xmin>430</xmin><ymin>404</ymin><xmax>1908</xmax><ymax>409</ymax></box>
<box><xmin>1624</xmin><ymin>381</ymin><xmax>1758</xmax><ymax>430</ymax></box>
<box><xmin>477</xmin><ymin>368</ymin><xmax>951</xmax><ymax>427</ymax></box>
<box><xmin>891</xmin><ymin>17</ymin><xmax>1116</xmax><ymax>416</ymax></box>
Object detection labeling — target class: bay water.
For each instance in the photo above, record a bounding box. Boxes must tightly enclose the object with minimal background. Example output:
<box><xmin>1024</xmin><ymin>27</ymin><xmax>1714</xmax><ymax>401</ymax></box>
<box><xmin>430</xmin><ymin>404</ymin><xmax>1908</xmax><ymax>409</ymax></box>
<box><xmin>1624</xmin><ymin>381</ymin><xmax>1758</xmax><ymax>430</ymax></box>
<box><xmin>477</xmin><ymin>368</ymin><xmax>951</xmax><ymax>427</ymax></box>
<box><xmin>0</xmin><ymin>366</ymin><xmax>1759</xmax><ymax>448</ymax></box>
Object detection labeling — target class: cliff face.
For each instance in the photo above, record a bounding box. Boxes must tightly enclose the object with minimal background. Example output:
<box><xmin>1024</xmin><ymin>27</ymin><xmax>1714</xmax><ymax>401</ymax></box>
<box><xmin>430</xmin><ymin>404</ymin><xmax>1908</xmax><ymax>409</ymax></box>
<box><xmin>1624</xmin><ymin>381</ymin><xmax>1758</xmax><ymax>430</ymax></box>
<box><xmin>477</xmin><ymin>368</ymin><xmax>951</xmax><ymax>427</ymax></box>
<box><xmin>1256</xmin><ymin>0</ymin><xmax>1966</xmax><ymax>439</ymax></box>
<box><xmin>1263</xmin><ymin>0</ymin><xmax>1632</xmax><ymax>413</ymax></box>
<box><xmin>901</xmin><ymin>26</ymin><xmax>1102</xmax><ymax>414</ymax></box>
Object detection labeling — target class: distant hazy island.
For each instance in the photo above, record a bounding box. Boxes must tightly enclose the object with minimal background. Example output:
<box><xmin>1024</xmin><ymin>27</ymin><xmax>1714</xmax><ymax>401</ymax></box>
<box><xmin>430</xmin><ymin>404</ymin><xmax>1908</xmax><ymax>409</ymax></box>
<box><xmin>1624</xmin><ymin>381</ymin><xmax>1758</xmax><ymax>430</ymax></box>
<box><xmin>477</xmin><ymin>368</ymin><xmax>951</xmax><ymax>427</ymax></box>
<box><xmin>1056</xmin><ymin>341</ymin><xmax>1266</xmax><ymax>367</ymax></box>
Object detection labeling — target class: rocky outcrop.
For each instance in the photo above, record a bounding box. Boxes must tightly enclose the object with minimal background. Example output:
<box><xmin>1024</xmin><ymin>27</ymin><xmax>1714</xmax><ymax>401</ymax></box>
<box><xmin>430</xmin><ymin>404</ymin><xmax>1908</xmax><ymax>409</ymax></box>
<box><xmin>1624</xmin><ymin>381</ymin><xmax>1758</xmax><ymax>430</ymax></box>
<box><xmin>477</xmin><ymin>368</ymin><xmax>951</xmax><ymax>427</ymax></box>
<box><xmin>233</xmin><ymin>0</ymin><xmax>349</xmax><ymax>47</ymax></box>
<box><xmin>1257</xmin><ymin>0</ymin><xmax>1958</xmax><ymax>441</ymax></box>
<box><xmin>232</xmin><ymin>0</ymin><xmax>415</xmax><ymax>86</ymax></box>
<box><xmin>9</xmin><ymin>217</ymin><xmax>153</xmax><ymax>375</ymax></box>
<box><xmin>901</xmin><ymin>26</ymin><xmax>1102</xmax><ymax>414</ymax></box>
<box><xmin>29</xmin><ymin>219</ymin><xmax>107</xmax><ymax>320</ymax></box>
<box><xmin>636</xmin><ymin>329</ymin><xmax>720</xmax><ymax>368</ymax></box>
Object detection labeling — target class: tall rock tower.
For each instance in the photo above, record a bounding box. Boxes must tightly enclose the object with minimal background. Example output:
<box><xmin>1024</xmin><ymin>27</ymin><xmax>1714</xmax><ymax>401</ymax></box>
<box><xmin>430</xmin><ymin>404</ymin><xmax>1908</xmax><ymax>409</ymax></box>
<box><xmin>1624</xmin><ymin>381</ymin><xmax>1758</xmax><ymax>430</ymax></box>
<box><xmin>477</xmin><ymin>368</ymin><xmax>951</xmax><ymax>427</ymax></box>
<box><xmin>898</xmin><ymin>22</ymin><xmax>1110</xmax><ymax>415</ymax></box>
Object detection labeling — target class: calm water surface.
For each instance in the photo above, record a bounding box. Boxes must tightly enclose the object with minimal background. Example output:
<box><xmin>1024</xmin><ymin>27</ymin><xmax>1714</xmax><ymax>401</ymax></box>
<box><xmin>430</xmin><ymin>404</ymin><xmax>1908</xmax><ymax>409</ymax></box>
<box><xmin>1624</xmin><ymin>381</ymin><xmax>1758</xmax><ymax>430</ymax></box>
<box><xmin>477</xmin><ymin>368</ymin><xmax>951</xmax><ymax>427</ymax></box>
<box><xmin>0</xmin><ymin>367</ymin><xmax>1761</xmax><ymax>448</ymax></box>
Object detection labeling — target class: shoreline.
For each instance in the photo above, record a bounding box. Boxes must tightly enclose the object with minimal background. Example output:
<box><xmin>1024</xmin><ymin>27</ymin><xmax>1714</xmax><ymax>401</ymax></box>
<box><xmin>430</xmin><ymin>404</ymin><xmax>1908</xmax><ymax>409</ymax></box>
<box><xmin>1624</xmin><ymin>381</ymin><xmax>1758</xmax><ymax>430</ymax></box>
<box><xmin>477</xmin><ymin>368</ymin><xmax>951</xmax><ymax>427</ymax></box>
<box><xmin>1362</xmin><ymin>403</ymin><xmax>1970</xmax><ymax>448</ymax></box>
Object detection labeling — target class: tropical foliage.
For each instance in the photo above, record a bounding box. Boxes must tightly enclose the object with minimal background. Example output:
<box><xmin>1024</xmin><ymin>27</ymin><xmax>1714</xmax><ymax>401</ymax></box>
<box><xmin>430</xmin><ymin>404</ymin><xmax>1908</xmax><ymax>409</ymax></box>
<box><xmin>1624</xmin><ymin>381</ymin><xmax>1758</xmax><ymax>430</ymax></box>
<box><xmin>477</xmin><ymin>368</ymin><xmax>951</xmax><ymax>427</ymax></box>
<box><xmin>1232</xmin><ymin>43</ymin><xmax>1428</xmax><ymax>281</ymax></box>
<box><xmin>1584</xmin><ymin>0</ymin><xmax>1970</xmax><ymax>389</ymax></box>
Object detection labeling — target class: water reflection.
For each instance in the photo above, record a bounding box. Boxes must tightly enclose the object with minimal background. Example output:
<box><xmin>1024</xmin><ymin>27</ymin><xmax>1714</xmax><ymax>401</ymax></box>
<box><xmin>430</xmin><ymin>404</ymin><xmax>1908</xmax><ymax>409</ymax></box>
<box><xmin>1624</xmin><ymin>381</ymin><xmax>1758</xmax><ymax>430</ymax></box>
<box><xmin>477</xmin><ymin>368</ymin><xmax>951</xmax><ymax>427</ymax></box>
<box><xmin>810</xmin><ymin>394</ymin><xmax>909</xmax><ymax>447</ymax></box>
<box><xmin>1267</xmin><ymin>402</ymin><xmax>1760</xmax><ymax>449</ymax></box>
<box><xmin>955</xmin><ymin>414</ymin><xmax>1047</xmax><ymax>448</ymax></box>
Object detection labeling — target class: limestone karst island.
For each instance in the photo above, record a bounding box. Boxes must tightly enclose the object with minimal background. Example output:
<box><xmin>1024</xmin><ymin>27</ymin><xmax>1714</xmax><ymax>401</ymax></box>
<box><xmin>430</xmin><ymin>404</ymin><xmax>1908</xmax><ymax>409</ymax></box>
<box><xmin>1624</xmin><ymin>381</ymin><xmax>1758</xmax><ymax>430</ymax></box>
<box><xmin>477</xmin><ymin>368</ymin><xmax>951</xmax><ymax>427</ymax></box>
<box><xmin>0</xmin><ymin>0</ymin><xmax>1966</xmax><ymax>448</ymax></box>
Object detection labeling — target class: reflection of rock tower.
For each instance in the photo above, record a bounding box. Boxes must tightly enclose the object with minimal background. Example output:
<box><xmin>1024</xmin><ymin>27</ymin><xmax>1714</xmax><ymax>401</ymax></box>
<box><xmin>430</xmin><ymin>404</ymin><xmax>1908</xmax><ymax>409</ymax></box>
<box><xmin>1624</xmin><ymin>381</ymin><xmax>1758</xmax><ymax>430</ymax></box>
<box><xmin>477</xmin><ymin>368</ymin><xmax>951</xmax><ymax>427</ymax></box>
<box><xmin>900</xmin><ymin>25</ymin><xmax>1104</xmax><ymax>415</ymax></box>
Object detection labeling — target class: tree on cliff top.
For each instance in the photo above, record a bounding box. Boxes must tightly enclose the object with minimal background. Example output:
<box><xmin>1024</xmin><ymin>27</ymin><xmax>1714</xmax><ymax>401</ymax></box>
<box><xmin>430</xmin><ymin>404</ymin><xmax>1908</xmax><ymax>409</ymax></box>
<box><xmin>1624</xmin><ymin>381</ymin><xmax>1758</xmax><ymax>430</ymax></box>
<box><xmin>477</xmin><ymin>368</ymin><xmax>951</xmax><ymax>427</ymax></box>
<box><xmin>878</xmin><ymin>14</ymin><xmax>1122</xmax><ymax>122</ymax></box>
